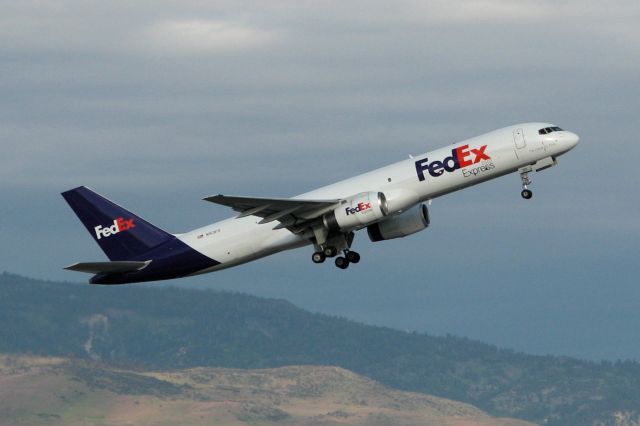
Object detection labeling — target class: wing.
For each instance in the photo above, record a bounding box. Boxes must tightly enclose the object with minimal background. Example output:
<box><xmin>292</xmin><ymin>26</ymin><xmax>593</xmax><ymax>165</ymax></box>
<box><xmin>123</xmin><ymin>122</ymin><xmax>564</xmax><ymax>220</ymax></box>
<box><xmin>203</xmin><ymin>194</ymin><xmax>340</xmax><ymax>231</ymax></box>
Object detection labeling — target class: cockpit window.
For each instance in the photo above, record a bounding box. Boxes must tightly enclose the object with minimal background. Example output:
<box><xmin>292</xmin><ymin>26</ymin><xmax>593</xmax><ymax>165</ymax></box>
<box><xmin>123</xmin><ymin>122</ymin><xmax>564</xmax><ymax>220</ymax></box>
<box><xmin>538</xmin><ymin>126</ymin><xmax>564</xmax><ymax>135</ymax></box>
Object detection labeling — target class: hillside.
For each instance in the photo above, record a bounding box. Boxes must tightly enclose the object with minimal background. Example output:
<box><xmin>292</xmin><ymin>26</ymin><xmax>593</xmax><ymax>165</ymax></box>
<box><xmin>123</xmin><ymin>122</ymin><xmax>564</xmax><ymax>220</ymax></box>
<box><xmin>0</xmin><ymin>354</ymin><xmax>533</xmax><ymax>426</ymax></box>
<box><xmin>1</xmin><ymin>272</ymin><xmax>640</xmax><ymax>425</ymax></box>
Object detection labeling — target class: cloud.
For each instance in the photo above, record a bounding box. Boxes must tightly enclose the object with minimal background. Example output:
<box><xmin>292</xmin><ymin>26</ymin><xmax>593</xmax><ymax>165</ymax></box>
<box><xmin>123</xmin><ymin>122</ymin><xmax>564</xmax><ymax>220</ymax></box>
<box><xmin>138</xmin><ymin>20</ymin><xmax>279</xmax><ymax>54</ymax></box>
<box><xmin>418</xmin><ymin>0</ymin><xmax>554</xmax><ymax>23</ymax></box>
<box><xmin>0</xmin><ymin>3</ymin><xmax>279</xmax><ymax>55</ymax></box>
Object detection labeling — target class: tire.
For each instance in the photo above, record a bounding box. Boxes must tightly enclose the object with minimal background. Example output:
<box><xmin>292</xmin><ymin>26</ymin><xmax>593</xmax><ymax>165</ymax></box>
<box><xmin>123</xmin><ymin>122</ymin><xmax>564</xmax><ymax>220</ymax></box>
<box><xmin>346</xmin><ymin>251</ymin><xmax>360</xmax><ymax>263</ymax></box>
<box><xmin>521</xmin><ymin>189</ymin><xmax>533</xmax><ymax>199</ymax></box>
<box><xmin>312</xmin><ymin>252</ymin><xmax>326</xmax><ymax>264</ymax></box>
<box><xmin>335</xmin><ymin>256</ymin><xmax>349</xmax><ymax>269</ymax></box>
<box><xmin>323</xmin><ymin>246</ymin><xmax>338</xmax><ymax>257</ymax></box>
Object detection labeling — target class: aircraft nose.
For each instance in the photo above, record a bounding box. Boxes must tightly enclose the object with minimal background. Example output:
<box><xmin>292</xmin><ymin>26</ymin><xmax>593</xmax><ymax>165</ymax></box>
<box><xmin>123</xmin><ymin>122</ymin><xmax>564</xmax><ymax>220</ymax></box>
<box><xmin>561</xmin><ymin>131</ymin><xmax>580</xmax><ymax>151</ymax></box>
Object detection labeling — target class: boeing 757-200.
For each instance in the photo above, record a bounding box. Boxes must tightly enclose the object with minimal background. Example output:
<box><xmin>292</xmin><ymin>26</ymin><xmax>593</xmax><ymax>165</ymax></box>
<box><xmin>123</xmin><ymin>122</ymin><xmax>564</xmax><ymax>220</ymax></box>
<box><xmin>62</xmin><ymin>123</ymin><xmax>579</xmax><ymax>284</ymax></box>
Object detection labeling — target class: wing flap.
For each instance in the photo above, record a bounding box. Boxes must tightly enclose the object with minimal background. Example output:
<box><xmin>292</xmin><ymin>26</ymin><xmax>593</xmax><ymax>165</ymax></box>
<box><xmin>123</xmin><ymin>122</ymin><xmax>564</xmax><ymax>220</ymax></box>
<box><xmin>258</xmin><ymin>205</ymin><xmax>302</xmax><ymax>224</ymax></box>
<box><xmin>203</xmin><ymin>194</ymin><xmax>341</xmax><ymax>229</ymax></box>
<box><xmin>64</xmin><ymin>260</ymin><xmax>151</xmax><ymax>274</ymax></box>
<box><xmin>237</xmin><ymin>204</ymin><xmax>274</xmax><ymax>218</ymax></box>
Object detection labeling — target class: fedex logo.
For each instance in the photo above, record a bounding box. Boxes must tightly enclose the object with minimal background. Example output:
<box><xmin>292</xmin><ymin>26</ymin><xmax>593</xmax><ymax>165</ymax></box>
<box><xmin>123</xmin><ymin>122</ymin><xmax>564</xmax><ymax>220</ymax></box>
<box><xmin>345</xmin><ymin>202</ymin><xmax>371</xmax><ymax>215</ymax></box>
<box><xmin>94</xmin><ymin>217</ymin><xmax>135</xmax><ymax>240</ymax></box>
<box><xmin>415</xmin><ymin>144</ymin><xmax>491</xmax><ymax>181</ymax></box>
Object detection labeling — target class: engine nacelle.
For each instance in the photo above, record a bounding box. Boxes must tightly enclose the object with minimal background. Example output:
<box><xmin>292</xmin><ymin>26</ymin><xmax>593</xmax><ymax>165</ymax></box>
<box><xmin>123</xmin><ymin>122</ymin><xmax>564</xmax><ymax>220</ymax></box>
<box><xmin>367</xmin><ymin>203</ymin><xmax>430</xmax><ymax>242</ymax></box>
<box><xmin>323</xmin><ymin>192</ymin><xmax>389</xmax><ymax>231</ymax></box>
<box><xmin>383</xmin><ymin>188</ymin><xmax>420</xmax><ymax>215</ymax></box>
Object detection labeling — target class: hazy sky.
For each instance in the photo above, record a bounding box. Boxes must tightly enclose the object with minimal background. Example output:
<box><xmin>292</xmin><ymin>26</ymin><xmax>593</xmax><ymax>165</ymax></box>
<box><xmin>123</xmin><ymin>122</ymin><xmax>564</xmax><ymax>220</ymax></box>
<box><xmin>1</xmin><ymin>0</ymin><xmax>639</xmax><ymax>360</ymax></box>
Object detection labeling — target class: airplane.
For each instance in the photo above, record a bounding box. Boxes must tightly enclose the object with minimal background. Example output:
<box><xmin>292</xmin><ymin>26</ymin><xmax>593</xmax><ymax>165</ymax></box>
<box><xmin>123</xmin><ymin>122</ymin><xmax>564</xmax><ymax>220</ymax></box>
<box><xmin>62</xmin><ymin>122</ymin><xmax>579</xmax><ymax>284</ymax></box>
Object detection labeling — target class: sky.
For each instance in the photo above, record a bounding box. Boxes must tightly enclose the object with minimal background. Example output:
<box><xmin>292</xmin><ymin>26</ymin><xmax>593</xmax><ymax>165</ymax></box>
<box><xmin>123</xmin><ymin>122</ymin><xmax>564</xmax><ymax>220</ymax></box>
<box><xmin>1</xmin><ymin>0</ymin><xmax>639</xmax><ymax>361</ymax></box>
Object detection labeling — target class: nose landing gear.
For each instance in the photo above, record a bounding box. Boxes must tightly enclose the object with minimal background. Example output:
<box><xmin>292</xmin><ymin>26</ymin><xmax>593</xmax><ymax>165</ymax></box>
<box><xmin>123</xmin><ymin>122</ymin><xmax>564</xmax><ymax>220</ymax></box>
<box><xmin>519</xmin><ymin>166</ymin><xmax>533</xmax><ymax>199</ymax></box>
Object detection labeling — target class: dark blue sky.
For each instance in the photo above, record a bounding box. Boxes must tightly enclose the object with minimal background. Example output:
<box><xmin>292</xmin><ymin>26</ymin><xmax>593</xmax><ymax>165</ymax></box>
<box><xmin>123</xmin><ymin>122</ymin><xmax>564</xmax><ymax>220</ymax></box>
<box><xmin>1</xmin><ymin>1</ymin><xmax>638</xmax><ymax>361</ymax></box>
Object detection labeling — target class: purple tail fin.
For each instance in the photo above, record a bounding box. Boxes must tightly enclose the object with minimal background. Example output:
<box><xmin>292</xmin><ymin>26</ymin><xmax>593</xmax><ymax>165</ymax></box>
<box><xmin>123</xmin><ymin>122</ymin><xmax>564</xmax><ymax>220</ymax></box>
<box><xmin>62</xmin><ymin>186</ymin><xmax>174</xmax><ymax>260</ymax></box>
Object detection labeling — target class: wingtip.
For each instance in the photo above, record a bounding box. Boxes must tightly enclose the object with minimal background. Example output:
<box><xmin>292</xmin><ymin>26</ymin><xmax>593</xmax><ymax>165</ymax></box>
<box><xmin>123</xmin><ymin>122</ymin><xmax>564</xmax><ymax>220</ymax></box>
<box><xmin>202</xmin><ymin>194</ymin><xmax>224</xmax><ymax>202</ymax></box>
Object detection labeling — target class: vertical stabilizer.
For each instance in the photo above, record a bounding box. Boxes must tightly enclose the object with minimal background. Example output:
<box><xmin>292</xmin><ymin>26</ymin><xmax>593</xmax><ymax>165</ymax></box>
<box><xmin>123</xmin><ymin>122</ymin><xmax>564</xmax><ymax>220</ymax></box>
<box><xmin>61</xmin><ymin>186</ymin><xmax>174</xmax><ymax>260</ymax></box>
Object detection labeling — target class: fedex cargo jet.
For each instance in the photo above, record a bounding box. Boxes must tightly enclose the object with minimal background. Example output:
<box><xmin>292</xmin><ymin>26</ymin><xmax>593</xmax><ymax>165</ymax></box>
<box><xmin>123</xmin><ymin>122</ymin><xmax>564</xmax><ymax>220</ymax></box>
<box><xmin>63</xmin><ymin>123</ymin><xmax>579</xmax><ymax>284</ymax></box>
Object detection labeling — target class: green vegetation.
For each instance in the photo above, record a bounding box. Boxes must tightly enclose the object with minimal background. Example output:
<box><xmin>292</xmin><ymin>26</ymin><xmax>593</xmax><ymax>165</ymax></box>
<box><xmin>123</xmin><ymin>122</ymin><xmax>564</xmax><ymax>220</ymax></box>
<box><xmin>1</xmin><ymin>272</ymin><xmax>639</xmax><ymax>425</ymax></box>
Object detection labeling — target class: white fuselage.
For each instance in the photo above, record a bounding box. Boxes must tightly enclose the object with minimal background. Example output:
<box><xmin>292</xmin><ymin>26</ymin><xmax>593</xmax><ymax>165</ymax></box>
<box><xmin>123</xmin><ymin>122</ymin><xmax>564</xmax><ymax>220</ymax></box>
<box><xmin>180</xmin><ymin>123</ymin><xmax>579</xmax><ymax>274</ymax></box>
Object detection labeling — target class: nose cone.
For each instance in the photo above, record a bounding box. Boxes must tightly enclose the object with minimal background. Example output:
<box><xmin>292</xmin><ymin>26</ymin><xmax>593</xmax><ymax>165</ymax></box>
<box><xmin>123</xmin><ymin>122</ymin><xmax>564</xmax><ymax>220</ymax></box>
<box><xmin>564</xmin><ymin>131</ymin><xmax>580</xmax><ymax>150</ymax></box>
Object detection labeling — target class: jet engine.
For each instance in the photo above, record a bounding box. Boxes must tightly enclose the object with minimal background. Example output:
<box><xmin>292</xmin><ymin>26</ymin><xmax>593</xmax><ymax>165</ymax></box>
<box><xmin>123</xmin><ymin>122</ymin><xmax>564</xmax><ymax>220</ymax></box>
<box><xmin>323</xmin><ymin>192</ymin><xmax>389</xmax><ymax>231</ymax></box>
<box><xmin>383</xmin><ymin>188</ymin><xmax>420</xmax><ymax>215</ymax></box>
<box><xmin>367</xmin><ymin>203</ymin><xmax>430</xmax><ymax>242</ymax></box>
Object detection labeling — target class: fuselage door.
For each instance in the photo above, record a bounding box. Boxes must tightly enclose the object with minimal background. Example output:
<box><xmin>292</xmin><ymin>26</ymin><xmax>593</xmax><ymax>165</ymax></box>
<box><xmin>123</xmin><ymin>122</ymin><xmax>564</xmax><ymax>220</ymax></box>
<box><xmin>513</xmin><ymin>128</ymin><xmax>526</xmax><ymax>149</ymax></box>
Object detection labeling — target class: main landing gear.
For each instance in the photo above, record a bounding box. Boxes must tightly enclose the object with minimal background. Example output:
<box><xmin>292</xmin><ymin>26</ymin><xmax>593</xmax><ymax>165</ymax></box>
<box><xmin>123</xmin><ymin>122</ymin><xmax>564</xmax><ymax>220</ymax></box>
<box><xmin>311</xmin><ymin>246</ymin><xmax>340</xmax><ymax>263</ymax></box>
<box><xmin>311</xmin><ymin>252</ymin><xmax>326</xmax><ymax>263</ymax></box>
<box><xmin>311</xmin><ymin>247</ymin><xmax>361</xmax><ymax>269</ymax></box>
<box><xmin>335</xmin><ymin>250</ymin><xmax>361</xmax><ymax>269</ymax></box>
<box><xmin>310</xmin><ymin>230</ymin><xmax>361</xmax><ymax>270</ymax></box>
<box><xmin>519</xmin><ymin>166</ymin><xmax>533</xmax><ymax>199</ymax></box>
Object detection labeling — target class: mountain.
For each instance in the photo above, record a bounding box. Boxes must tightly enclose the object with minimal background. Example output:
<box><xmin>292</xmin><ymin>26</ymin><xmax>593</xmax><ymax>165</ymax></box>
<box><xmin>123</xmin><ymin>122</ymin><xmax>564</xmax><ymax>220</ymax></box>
<box><xmin>1</xmin><ymin>272</ymin><xmax>640</xmax><ymax>425</ymax></box>
<box><xmin>0</xmin><ymin>354</ymin><xmax>533</xmax><ymax>426</ymax></box>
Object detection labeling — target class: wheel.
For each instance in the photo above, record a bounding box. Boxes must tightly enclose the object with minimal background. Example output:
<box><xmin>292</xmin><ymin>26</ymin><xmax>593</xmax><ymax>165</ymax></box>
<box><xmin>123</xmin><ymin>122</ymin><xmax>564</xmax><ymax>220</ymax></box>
<box><xmin>346</xmin><ymin>251</ymin><xmax>360</xmax><ymax>264</ymax></box>
<box><xmin>521</xmin><ymin>189</ymin><xmax>533</xmax><ymax>199</ymax></box>
<box><xmin>335</xmin><ymin>256</ymin><xmax>349</xmax><ymax>269</ymax></box>
<box><xmin>312</xmin><ymin>252</ymin><xmax>326</xmax><ymax>264</ymax></box>
<box><xmin>323</xmin><ymin>246</ymin><xmax>338</xmax><ymax>257</ymax></box>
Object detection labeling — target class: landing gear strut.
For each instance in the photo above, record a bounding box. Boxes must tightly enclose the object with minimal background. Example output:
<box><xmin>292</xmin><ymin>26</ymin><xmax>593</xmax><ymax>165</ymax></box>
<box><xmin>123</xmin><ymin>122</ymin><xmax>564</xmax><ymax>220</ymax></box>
<box><xmin>519</xmin><ymin>167</ymin><xmax>533</xmax><ymax>199</ymax></box>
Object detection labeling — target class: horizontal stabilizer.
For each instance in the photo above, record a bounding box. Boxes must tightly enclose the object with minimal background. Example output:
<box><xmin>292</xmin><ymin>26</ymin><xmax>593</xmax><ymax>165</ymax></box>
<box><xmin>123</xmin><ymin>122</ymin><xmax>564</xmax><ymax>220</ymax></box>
<box><xmin>64</xmin><ymin>260</ymin><xmax>151</xmax><ymax>274</ymax></box>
